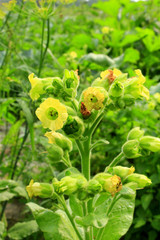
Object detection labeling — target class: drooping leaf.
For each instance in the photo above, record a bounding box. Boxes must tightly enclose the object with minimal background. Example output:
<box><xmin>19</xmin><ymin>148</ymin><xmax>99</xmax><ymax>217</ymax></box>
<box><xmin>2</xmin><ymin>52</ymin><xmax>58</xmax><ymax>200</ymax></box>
<box><xmin>8</xmin><ymin>221</ymin><xmax>39</xmax><ymax>240</ymax></box>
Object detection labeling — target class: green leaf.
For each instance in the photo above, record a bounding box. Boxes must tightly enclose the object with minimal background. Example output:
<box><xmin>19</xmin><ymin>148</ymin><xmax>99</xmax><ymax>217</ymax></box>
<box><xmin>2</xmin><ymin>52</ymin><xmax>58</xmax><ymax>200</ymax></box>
<box><xmin>141</xmin><ymin>194</ymin><xmax>153</xmax><ymax>210</ymax></box>
<box><xmin>0</xmin><ymin>191</ymin><xmax>16</xmax><ymax>202</ymax></box>
<box><xmin>134</xmin><ymin>218</ymin><xmax>146</xmax><ymax>228</ymax></box>
<box><xmin>0</xmin><ymin>180</ymin><xmax>18</xmax><ymax>191</ymax></box>
<box><xmin>0</xmin><ymin>222</ymin><xmax>5</xmax><ymax>236</ymax></box>
<box><xmin>8</xmin><ymin>221</ymin><xmax>39</xmax><ymax>240</ymax></box>
<box><xmin>124</xmin><ymin>48</ymin><xmax>140</xmax><ymax>63</ymax></box>
<box><xmin>98</xmin><ymin>191</ymin><xmax>136</xmax><ymax>240</ymax></box>
<box><xmin>27</xmin><ymin>203</ymin><xmax>79</xmax><ymax>240</ymax></box>
<box><xmin>69</xmin><ymin>195</ymin><xmax>83</xmax><ymax>217</ymax></box>
<box><xmin>80</xmin><ymin>53</ymin><xmax>114</xmax><ymax>67</ymax></box>
<box><xmin>12</xmin><ymin>186</ymin><xmax>28</xmax><ymax>199</ymax></box>
<box><xmin>93</xmin><ymin>1</ymin><xmax>121</xmax><ymax>17</ymax></box>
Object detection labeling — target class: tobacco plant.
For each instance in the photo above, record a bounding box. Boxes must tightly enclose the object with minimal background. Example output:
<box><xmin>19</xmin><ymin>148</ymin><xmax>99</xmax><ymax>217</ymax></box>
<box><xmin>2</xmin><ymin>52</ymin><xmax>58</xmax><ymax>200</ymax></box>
<box><xmin>25</xmin><ymin>68</ymin><xmax>159</xmax><ymax>240</ymax></box>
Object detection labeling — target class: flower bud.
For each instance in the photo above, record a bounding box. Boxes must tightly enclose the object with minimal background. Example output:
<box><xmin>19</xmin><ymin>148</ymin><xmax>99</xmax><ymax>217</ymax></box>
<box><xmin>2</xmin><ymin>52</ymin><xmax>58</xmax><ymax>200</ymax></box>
<box><xmin>63</xmin><ymin>116</ymin><xmax>84</xmax><ymax>138</ymax></box>
<box><xmin>108</xmin><ymin>81</ymin><xmax>124</xmax><ymax>99</ymax></box>
<box><xmin>26</xmin><ymin>180</ymin><xmax>54</xmax><ymax>199</ymax></box>
<box><xmin>125</xmin><ymin>173</ymin><xmax>152</xmax><ymax>189</ymax></box>
<box><xmin>52</xmin><ymin>77</ymin><xmax>64</xmax><ymax>97</ymax></box>
<box><xmin>63</xmin><ymin>69</ymin><xmax>79</xmax><ymax>98</ymax></box>
<box><xmin>45</xmin><ymin>131</ymin><xmax>72</xmax><ymax>152</ymax></box>
<box><xmin>104</xmin><ymin>175</ymin><xmax>122</xmax><ymax>196</ymax></box>
<box><xmin>93</xmin><ymin>173</ymin><xmax>112</xmax><ymax>188</ymax></box>
<box><xmin>53</xmin><ymin>174</ymin><xmax>87</xmax><ymax>195</ymax></box>
<box><xmin>47</xmin><ymin>144</ymin><xmax>64</xmax><ymax>162</ymax></box>
<box><xmin>139</xmin><ymin>136</ymin><xmax>160</xmax><ymax>152</ymax></box>
<box><xmin>87</xmin><ymin>179</ymin><xmax>102</xmax><ymax>194</ymax></box>
<box><xmin>122</xmin><ymin>140</ymin><xmax>142</xmax><ymax>159</ymax></box>
<box><xmin>108</xmin><ymin>166</ymin><xmax>135</xmax><ymax>180</ymax></box>
<box><xmin>53</xmin><ymin>176</ymin><xmax>78</xmax><ymax>195</ymax></box>
<box><xmin>122</xmin><ymin>94</ymin><xmax>135</xmax><ymax>106</ymax></box>
<box><xmin>127</xmin><ymin>127</ymin><xmax>144</xmax><ymax>141</ymax></box>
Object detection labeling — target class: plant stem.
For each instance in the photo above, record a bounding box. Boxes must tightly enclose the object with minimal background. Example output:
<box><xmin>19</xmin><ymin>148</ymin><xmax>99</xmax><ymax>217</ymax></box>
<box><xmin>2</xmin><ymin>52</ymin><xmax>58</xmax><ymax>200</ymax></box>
<box><xmin>57</xmin><ymin>195</ymin><xmax>83</xmax><ymax>240</ymax></box>
<box><xmin>108</xmin><ymin>152</ymin><xmax>124</xmax><ymax>168</ymax></box>
<box><xmin>38</xmin><ymin>18</ymin><xmax>50</xmax><ymax>77</ymax></box>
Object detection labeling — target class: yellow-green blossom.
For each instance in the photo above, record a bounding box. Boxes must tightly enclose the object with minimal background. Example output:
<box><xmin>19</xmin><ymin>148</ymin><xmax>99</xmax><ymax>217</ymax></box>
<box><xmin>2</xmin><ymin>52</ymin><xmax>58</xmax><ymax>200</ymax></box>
<box><xmin>82</xmin><ymin>87</ymin><xmax>106</xmax><ymax>111</ymax></box>
<box><xmin>101</xmin><ymin>26</ymin><xmax>113</xmax><ymax>34</ymax></box>
<box><xmin>0</xmin><ymin>0</ymin><xmax>16</xmax><ymax>19</ymax></box>
<box><xmin>26</xmin><ymin>179</ymin><xmax>54</xmax><ymax>198</ymax></box>
<box><xmin>101</xmin><ymin>68</ymin><xmax>122</xmax><ymax>84</ymax></box>
<box><xmin>104</xmin><ymin>175</ymin><xmax>122</xmax><ymax>196</ymax></box>
<box><xmin>36</xmin><ymin>98</ymin><xmax>68</xmax><ymax>131</ymax></box>
<box><xmin>124</xmin><ymin>70</ymin><xmax>149</xmax><ymax>100</ymax></box>
<box><xmin>28</xmin><ymin>73</ymin><xmax>54</xmax><ymax>100</ymax></box>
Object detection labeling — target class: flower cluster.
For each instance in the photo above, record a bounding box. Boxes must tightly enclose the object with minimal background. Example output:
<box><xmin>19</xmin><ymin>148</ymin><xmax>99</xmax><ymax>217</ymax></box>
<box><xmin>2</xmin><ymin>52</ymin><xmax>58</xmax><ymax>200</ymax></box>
<box><xmin>26</xmin><ymin>167</ymin><xmax>151</xmax><ymax>199</ymax></box>
<box><xmin>122</xmin><ymin>127</ymin><xmax>160</xmax><ymax>158</ymax></box>
<box><xmin>0</xmin><ymin>0</ymin><xmax>16</xmax><ymax>19</ymax></box>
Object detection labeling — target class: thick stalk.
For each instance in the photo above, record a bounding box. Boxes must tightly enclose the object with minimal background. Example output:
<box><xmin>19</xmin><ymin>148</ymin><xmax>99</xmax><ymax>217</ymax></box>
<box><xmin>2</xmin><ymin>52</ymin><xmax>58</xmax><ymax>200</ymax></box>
<box><xmin>57</xmin><ymin>195</ymin><xmax>83</xmax><ymax>240</ymax></box>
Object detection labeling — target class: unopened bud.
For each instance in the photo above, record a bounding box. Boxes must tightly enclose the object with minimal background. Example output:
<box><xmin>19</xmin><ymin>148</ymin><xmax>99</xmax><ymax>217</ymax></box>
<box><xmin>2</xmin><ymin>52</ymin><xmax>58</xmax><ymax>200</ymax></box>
<box><xmin>127</xmin><ymin>127</ymin><xmax>144</xmax><ymax>140</ymax></box>
<box><xmin>63</xmin><ymin>116</ymin><xmax>84</xmax><ymax>138</ymax></box>
<box><xmin>87</xmin><ymin>179</ymin><xmax>102</xmax><ymax>194</ymax></box>
<box><xmin>140</xmin><ymin>136</ymin><xmax>160</xmax><ymax>152</ymax></box>
<box><xmin>125</xmin><ymin>173</ymin><xmax>152</xmax><ymax>189</ymax></box>
<box><xmin>108</xmin><ymin>166</ymin><xmax>135</xmax><ymax>180</ymax></box>
<box><xmin>108</xmin><ymin>81</ymin><xmax>124</xmax><ymax>99</ymax></box>
<box><xmin>93</xmin><ymin>173</ymin><xmax>112</xmax><ymax>188</ymax></box>
<box><xmin>122</xmin><ymin>140</ymin><xmax>141</xmax><ymax>159</ymax></box>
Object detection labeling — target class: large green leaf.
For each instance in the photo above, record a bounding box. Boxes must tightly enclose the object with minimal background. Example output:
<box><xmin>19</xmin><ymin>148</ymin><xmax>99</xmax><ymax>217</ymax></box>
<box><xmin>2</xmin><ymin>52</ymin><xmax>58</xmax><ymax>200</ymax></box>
<box><xmin>99</xmin><ymin>188</ymin><xmax>136</xmax><ymax>240</ymax></box>
<box><xmin>27</xmin><ymin>203</ymin><xmax>79</xmax><ymax>240</ymax></box>
<box><xmin>8</xmin><ymin>220</ymin><xmax>39</xmax><ymax>240</ymax></box>
<box><xmin>0</xmin><ymin>222</ymin><xmax>5</xmax><ymax>237</ymax></box>
<box><xmin>0</xmin><ymin>191</ymin><xmax>16</xmax><ymax>202</ymax></box>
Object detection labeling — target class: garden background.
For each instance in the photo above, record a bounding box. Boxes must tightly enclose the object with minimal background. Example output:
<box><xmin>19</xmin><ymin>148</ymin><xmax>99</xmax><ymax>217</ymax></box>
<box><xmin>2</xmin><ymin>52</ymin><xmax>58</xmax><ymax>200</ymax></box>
<box><xmin>0</xmin><ymin>0</ymin><xmax>160</xmax><ymax>239</ymax></box>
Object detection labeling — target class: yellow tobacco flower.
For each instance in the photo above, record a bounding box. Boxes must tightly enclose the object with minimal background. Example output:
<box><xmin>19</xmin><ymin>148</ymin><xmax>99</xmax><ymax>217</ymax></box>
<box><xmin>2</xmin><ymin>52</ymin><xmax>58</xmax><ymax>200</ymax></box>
<box><xmin>101</xmin><ymin>68</ymin><xmax>122</xmax><ymax>84</ymax></box>
<box><xmin>82</xmin><ymin>87</ymin><xmax>106</xmax><ymax>111</ymax></box>
<box><xmin>26</xmin><ymin>179</ymin><xmax>40</xmax><ymax>198</ymax></box>
<box><xmin>124</xmin><ymin>69</ymin><xmax>149</xmax><ymax>100</ymax></box>
<box><xmin>101</xmin><ymin>26</ymin><xmax>113</xmax><ymax>34</ymax></box>
<box><xmin>28</xmin><ymin>73</ymin><xmax>54</xmax><ymax>100</ymax></box>
<box><xmin>69</xmin><ymin>51</ymin><xmax>77</xmax><ymax>59</ymax></box>
<box><xmin>36</xmin><ymin>98</ymin><xmax>68</xmax><ymax>131</ymax></box>
<box><xmin>104</xmin><ymin>175</ymin><xmax>122</xmax><ymax>196</ymax></box>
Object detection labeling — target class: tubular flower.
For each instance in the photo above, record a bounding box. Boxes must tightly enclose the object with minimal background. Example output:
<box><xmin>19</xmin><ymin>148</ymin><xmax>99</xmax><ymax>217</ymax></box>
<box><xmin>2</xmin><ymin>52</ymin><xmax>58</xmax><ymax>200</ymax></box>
<box><xmin>45</xmin><ymin>131</ymin><xmax>72</xmax><ymax>152</ymax></box>
<box><xmin>26</xmin><ymin>179</ymin><xmax>54</xmax><ymax>198</ymax></box>
<box><xmin>124</xmin><ymin>69</ymin><xmax>149</xmax><ymax>100</ymax></box>
<box><xmin>104</xmin><ymin>175</ymin><xmax>122</xmax><ymax>196</ymax></box>
<box><xmin>100</xmin><ymin>69</ymin><xmax>122</xmax><ymax>84</ymax></box>
<box><xmin>82</xmin><ymin>87</ymin><xmax>106</xmax><ymax>111</ymax></box>
<box><xmin>36</xmin><ymin>98</ymin><xmax>68</xmax><ymax>131</ymax></box>
<box><xmin>108</xmin><ymin>166</ymin><xmax>135</xmax><ymax>180</ymax></box>
<box><xmin>28</xmin><ymin>73</ymin><xmax>54</xmax><ymax>100</ymax></box>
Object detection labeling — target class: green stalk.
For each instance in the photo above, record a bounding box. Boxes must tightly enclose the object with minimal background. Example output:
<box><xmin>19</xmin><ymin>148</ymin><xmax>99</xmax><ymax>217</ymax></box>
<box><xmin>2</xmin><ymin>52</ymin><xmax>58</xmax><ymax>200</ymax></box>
<box><xmin>38</xmin><ymin>19</ymin><xmax>45</xmax><ymax>77</ymax></box>
<box><xmin>38</xmin><ymin>18</ymin><xmax>50</xmax><ymax>77</ymax></box>
<box><xmin>108</xmin><ymin>152</ymin><xmax>124</xmax><ymax>168</ymax></box>
<box><xmin>56</xmin><ymin>195</ymin><xmax>83</xmax><ymax>240</ymax></box>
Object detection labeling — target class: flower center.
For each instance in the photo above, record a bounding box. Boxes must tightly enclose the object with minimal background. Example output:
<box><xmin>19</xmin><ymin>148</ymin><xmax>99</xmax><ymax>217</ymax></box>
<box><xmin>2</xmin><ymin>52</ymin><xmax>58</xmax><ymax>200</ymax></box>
<box><xmin>89</xmin><ymin>94</ymin><xmax>98</xmax><ymax>103</ymax></box>
<box><xmin>46</xmin><ymin>107</ymin><xmax>58</xmax><ymax>120</ymax></box>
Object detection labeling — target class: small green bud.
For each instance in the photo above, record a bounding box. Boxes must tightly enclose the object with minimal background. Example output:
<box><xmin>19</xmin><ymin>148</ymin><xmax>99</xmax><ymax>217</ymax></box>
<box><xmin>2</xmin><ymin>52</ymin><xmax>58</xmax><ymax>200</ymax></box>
<box><xmin>140</xmin><ymin>136</ymin><xmax>160</xmax><ymax>152</ymax></box>
<box><xmin>47</xmin><ymin>144</ymin><xmax>64</xmax><ymax>162</ymax></box>
<box><xmin>93</xmin><ymin>173</ymin><xmax>112</xmax><ymax>188</ymax></box>
<box><xmin>104</xmin><ymin>175</ymin><xmax>122</xmax><ymax>196</ymax></box>
<box><xmin>26</xmin><ymin>180</ymin><xmax>54</xmax><ymax>199</ymax></box>
<box><xmin>108</xmin><ymin>166</ymin><xmax>135</xmax><ymax>180</ymax></box>
<box><xmin>122</xmin><ymin>140</ymin><xmax>142</xmax><ymax>159</ymax></box>
<box><xmin>108</xmin><ymin>81</ymin><xmax>124</xmax><ymax>99</ymax></box>
<box><xmin>63</xmin><ymin>69</ymin><xmax>79</xmax><ymax>98</ymax></box>
<box><xmin>52</xmin><ymin>77</ymin><xmax>64</xmax><ymax>97</ymax></box>
<box><xmin>127</xmin><ymin>127</ymin><xmax>144</xmax><ymax>141</ymax></box>
<box><xmin>122</xmin><ymin>94</ymin><xmax>135</xmax><ymax>106</ymax></box>
<box><xmin>125</xmin><ymin>173</ymin><xmax>152</xmax><ymax>189</ymax></box>
<box><xmin>87</xmin><ymin>179</ymin><xmax>102</xmax><ymax>194</ymax></box>
<box><xmin>45</xmin><ymin>131</ymin><xmax>72</xmax><ymax>152</ymax></box>
<box><xmin>63</xmin><ymin>116</ymin><xmax>84</xmax><ymax>138</ymax></box>
<box><xmin>53</xmin><ymin>176</ymin><xmax>78</xmax><ymax>195</ymax></box>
